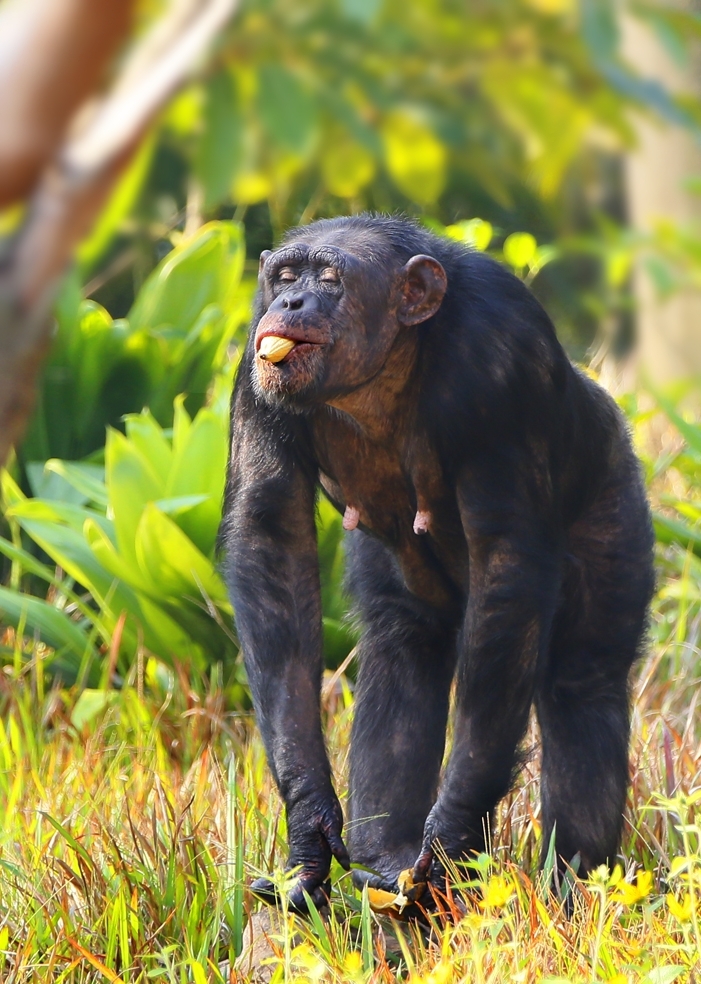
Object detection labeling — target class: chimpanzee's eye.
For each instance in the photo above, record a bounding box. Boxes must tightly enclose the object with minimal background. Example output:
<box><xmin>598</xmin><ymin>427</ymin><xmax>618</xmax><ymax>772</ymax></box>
<box><xmin>320</xmin><ymin>268</ymin><xmax>340</xmax><ymax>284</ymax></box>
<box><xmin>277</xmin><ymin>268</ymin><xmax>297</xmax><ymax>283</ymax></box>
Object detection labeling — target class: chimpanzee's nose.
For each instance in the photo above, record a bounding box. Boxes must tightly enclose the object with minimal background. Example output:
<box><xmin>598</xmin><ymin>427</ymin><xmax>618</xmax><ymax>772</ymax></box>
<box><xmin>269</xmin><ymin>290</ymin><xmax>319</xmax><ymax>314</ymax></box>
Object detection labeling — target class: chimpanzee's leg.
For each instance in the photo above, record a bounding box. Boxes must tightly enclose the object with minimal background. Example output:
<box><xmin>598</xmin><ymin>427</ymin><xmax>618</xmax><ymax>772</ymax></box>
<box><xmin>345</xmin><ymin>532</ymin><xmax>458</xmax><ymax>890</ymax></box>
<box><xmin>536</xmin><ymin>468</ymin><xmax>654</xmax><ymax>878</ymax></box>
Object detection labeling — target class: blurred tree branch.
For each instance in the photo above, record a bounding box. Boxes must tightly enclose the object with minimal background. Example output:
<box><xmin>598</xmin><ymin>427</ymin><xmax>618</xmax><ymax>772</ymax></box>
<box><xmin>0</xmin><ymin>0</ymin><xmax>237</xmax><ymax>468</ymax></box>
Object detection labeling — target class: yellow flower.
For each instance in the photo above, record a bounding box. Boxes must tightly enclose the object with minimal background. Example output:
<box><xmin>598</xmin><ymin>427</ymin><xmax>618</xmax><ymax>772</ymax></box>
<box><xmin>344</xmin><ymin>951</ymin><xmax>363</xmax><ymax>976</ymax></box>
<box><xmin>479</xmin><ymin>874</ymin><xmax>515</xmax><ymax>909</ymax></box>
<box><xmin>606</xmin><ymin>974</ymin><xmax>628</xmax><ymax>984</ymax></box>
<box><xmin>667</xmin><ymin>892</ymin><xmax>694</xmax><ymax>922</ymax></box>
<box><xmin>612</xmin><ymin>870</ymin><xmax>653</xmax><ymax>905</ymax></box>
<box><xmin>427</xmin><ymin>961</ymin><xmax>453</xmax><ymax>984</ymax></box>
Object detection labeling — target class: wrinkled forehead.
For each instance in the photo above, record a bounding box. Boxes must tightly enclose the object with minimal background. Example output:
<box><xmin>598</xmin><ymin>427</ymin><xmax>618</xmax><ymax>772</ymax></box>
<box><xmin>267</xmin><ymin>226</ymin><xmax>396</xmax><ymax>274</ymax></box>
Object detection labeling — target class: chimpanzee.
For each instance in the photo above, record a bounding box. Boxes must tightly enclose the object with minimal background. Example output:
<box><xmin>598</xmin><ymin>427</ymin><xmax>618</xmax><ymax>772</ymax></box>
<box><xmin>221</xmin><ymin>214</ymin><xmax>654</xmax><ymax>912</ymax></box>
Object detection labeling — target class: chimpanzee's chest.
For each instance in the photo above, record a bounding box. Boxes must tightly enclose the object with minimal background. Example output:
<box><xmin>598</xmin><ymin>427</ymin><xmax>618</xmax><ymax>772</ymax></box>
<box><xmin>311</xmin><ymin>413</ymin><xmax>468</xmax><ymax>608</ymax></box>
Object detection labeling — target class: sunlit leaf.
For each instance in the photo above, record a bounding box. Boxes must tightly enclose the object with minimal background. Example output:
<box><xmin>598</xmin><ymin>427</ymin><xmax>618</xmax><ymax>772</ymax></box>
<box><xmin>503</xmin><ymin>232</ymin><xmax>537</xmax><ymax>270</ymax></box>
<box><xmin>322</xmin><ymin>140</ymin><xmax>376</xmax><ymax>198</ymax></box>
<box><xmin>382</xmin><ymin>109</ymin><xmax>446</xmax><ymax>205</ymax></box>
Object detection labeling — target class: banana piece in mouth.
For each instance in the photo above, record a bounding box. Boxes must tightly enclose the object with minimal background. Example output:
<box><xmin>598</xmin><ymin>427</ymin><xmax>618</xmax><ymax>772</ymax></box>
<box><xmin>258</xmin><ymin>335</ymin><xmax>296</xmax><ymax>363</ymax></box>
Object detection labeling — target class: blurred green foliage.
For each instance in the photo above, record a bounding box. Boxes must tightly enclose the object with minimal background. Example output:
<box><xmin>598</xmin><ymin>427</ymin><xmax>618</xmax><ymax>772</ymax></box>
<box><xmin>73</xmin><ymin>0</ymin><xmax>701</xmax><ymax>356</ymax></box>
<box><xmin>21</xmin><ymin>221</ymin><xmax>249</xmax><ymax>469</ymax></box>
<box><xmin>2</xmin><ymin>0</ymin><xmax>701</xmax><ymax>700</ymax></box>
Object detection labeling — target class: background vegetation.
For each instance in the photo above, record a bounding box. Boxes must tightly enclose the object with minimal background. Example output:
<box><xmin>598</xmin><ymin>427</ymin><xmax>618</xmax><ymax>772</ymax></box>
<box><xmin>1</xmin><ymin>0</ymin><xmax>701</xmax><ymax>981</ymax></box>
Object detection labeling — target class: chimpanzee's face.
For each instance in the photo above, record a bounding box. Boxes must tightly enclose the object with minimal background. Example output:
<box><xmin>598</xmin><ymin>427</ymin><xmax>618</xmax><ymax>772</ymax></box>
<box><xmin>252</xmin><ymin>235</ymin><xmax>447</xmax><ymax>407</ymax></box>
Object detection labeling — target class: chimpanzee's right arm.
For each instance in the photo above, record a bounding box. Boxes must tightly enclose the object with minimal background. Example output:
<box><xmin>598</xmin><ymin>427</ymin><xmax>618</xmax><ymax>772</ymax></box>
<box><xmin>221</xmin><ymin>361</ymin><xmax>349</xmax><ymax>910</ymax></box>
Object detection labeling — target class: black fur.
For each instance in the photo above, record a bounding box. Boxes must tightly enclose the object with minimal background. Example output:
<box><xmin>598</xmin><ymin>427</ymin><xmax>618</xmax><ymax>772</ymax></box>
<box><xmin>221</xmin><ymin>215</ymin><xmax>654</xmax><ymax>909</ymax></box>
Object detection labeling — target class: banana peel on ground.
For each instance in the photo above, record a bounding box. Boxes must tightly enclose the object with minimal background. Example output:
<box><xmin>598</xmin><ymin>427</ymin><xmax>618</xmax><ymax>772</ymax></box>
<box><xmin>366</xmin><ymin>868</ymin><xmax>427</xmax><ymax>919</ymax></box>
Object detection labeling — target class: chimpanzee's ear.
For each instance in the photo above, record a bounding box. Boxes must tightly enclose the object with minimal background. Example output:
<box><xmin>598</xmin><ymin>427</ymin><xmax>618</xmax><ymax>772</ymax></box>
<box><xmin>259</xmin><ymin>250</ymin><xmax>272</xmax><ymax>277</ymax></box>
<box><xmin>397</xmin><ymin>254</ymin><xmax>447</xmax><ymax>326</ymax></box>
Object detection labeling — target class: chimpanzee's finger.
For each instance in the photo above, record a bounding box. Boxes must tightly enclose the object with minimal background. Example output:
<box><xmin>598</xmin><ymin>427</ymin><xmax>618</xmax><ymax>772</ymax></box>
<box><xmin>325</xmin><ymin>829</ymin><xmax>351</xmax><ymax>870</ymax></box>
<box><xmin>250</xmin><ymin>876</ymin><xmax>280</xmax><ymax>905</ymax></box>
<box><xmin>412</xmin><ymin>846</ymin><xmax>434</xmax><ymax>884</ymax></box>
<box><xmin>289</xmin><ymin>877</ymin><xmax>331</xmax><ymax>913</ymax></box>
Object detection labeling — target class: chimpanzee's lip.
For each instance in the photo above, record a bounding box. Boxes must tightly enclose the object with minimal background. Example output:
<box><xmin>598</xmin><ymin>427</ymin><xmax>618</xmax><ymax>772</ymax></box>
<box><xmin>254</xmin><ymin>325</ymin><xmax>326</xmax><ymax>352</ymax></box>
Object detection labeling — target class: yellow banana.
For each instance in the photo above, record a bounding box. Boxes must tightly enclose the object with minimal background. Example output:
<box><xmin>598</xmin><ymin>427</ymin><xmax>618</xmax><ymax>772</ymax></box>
<box><xmin>258</xmin><ymin>335</ymin><xmax>296</xmax><ymax>362</ymax></box>
<box><xmin>366</xmin><ymin>869</ymin><xmax>427</xmax><ymax>917</ymax></box>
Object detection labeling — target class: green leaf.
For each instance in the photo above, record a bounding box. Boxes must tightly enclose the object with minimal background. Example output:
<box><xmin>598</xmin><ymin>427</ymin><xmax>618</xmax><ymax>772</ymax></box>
<box><xmin>653</xmin><ymin>513</ymin><xmax>701</xmax><ymax>554</ymax></box>
<box><xmin>71</xmin><ymin>689</ymin><xmax>114</xmax><ymax>730</ymax></box>
<box><xmin>135</xmin><ymin>503</ymin><xmax>228</xmax><ymax>606</ymax></box>
<box><xmin>124</xmin><ymin>410</ymin><xmax>173</xmax><ymax>480</ymax></box>
<box><xmin>258</xmin><ymin>64</ymin><xmax>317</xmax><ymax>155</ymax></box>
<box><xmin>25</xmin><ymin>461</ymin><xmax>90</xmax><ymax>506</ymax></box>
<box><xmin>128</xmin><ymin>221</ymin><xmax>245</xmax><ymax>339</ymax></box>
<box><xmin>382</xmin><ymin>108</ymin><xmax>446</xmax><ymax>205</ymax></box>
<box><xmin>106</xmin><ymin>427</ymin><xmax>164</xmax><ymax>564</ymax></box>
<box><xmin>503</xmin><ymin>232</ymin><xmax>537</xmax><ymax>271</ymax></box>
<box><xmin>445</xmin><ymin>219</ymin><xmax>493</xmax><ymax>251</ymax></box>
<box><xmin>646</xmin><ymin>969</ymin><xmax>684</xmax><ymax>984</ymax></box>
<box><xmin>194</xmin><ymin>70</ymin><xmax>244</xmax><ymax>209</ymax></box>
<box><xmin>165</xmin><ymin>407</ymin><xmax>227</xmax><ymax>554</ymax></box>
<box><xmin>653</xmin><ymin>391</ymin><xmax>701</xmax><ymax>457</ymax></box>
<box><xmin>44</xmin><ymin>460</ymin><xmax>108</xmax><ymax>510</ymax></box>
<box><xmin>0</xmin><ymin>587</ymin><xmax>94</xmax><ymax>662</ymax></box>
<box><xmin>321</xmin><ymin>139</ymin><xmax>375</xmax><ymax>198</ymax></box>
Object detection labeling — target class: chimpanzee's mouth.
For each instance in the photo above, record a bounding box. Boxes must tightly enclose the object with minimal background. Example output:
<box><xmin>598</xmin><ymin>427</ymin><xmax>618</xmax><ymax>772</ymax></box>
<box><xmin>256</xmin><ymin>334</ymin><xmax>322</xmax><ymax>364</ymax></box>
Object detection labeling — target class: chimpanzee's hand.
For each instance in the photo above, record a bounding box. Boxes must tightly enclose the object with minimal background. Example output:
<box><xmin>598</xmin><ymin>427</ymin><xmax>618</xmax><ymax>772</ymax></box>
<box><xmin>413</xmin><ymin>803</ymin><xmax>480</xmax><ymax>897</ymax></box>
<box><xmin>251</xmin><ymin>788</ymin><xmax>350</xmax><ymax>913</ymax></box>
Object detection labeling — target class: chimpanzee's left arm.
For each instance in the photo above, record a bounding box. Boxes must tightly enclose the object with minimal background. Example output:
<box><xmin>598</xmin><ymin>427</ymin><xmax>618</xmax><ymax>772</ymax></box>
<box><xmin>414</xmin><ymin>443</ymin><xmax>563</xmax><ymax>884</ymax></box>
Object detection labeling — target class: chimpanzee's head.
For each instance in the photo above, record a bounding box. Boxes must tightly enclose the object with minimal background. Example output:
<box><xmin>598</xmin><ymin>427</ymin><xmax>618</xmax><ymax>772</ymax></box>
<box><xmin>251</xmin><ymin>217</ymin><xmax>447</xmax><ymax>407</ymax></box>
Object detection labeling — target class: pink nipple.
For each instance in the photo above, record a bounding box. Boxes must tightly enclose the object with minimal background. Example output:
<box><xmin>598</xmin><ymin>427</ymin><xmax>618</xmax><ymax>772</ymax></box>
<box><xmin>343</xmin><ymin>505</ymin><xmax>360</xmax><ymax>531</ymax></box>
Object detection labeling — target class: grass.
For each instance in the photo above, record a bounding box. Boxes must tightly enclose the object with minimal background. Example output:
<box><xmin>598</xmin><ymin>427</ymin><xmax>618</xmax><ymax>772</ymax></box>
<box><xmin>1</xmin><ymin>403</ymin><xmax>701</xmax><ymax>982</ymax></box>
<box><xmin>1</xmin><ymin>615</ymin><xmax>701</xmax><ymax>982</ymax></box>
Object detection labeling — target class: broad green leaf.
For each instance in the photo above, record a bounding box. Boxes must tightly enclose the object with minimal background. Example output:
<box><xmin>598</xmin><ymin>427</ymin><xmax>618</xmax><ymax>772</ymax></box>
<box><xmin>25</xmin><ymin>461</ymin><xmax>89</xmax><ymax>506</ymax></box>
<box><xmin>1</xmin><ymin>471</ymin><xmax>25</xmax><ymax>509</ymax></box>
<box><xmin>581</xmin><ymin>0</ymin><xmax>619</xmax><ymax>61</ymax></box>
<box><xmin>8</xmin><ymin>498</ymin><xmax>113</xmax><ymax>538</ymax></box>
<box><xmin>0</xmin><ymin>587</ymin><xmax>94</xmax><ymax>662</ymax></box>
<box><xmin>124</xmin><ymin>410</ymin><xmax>173</xmax><ymax>480</ymax></box>
<box><xmin>44</xmin><ymin>460</ymin><xmax>108</xmax><ymax>510</ymax></box>
<box><xmin>136</xmin><ymin>594</ymin><xmax>208</xmax><ymax>668</ymax></box>
<box><xmin>0</xmin><ymin>537</ymin><xmax>111</xmax><ymax>631</ymax></box>
<box><xmin>9</xmin><ymin>514</ymin><xmax>140</xmax><ymax>645</ymax></box>
<box><xmin>135</xmin><ymin>503</ymin><xmax>229</xmax><ymax>606</ymax></box>
<box><xmin>106</xmin><ymin>427</ymin><xmax>164</xmax><ymax>563</ymax></box>
<box><xmin>382</xmin><ymin>109</ymin><xmax>446</xmax><ymax>205</ymax></box>
<box><xmin>653</xmin><ymin>513</ymin><xmax>701</xmax><ymax>553</ymax></box>
<box><xmin>165</xmin><ymin>407</ymin><xmax>227</xmax><ymax>553</ymax></box>
<box><xmin>128</xmin><ymin>221</ymin><xmax>245</xmax><ymax>338</ymax></box>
